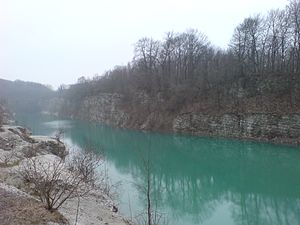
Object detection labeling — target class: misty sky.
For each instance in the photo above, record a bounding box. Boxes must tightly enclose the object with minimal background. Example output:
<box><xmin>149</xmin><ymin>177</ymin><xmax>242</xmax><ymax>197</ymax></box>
<box><xmin>0</xmin><ymin>0</ymin><xmax>288</xmax><ymax>89</ymax></box>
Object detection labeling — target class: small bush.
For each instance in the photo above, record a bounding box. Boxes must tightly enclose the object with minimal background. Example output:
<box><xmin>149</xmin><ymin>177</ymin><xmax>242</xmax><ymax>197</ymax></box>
<box><xmin>20</xmin><ymin>148</ymin><xmax>103</xmax><ymax>211</ymax></box>
<box><xmin>22</xmin><ymin>145</ymin><xmax>38</xmax><ymax>158</ymax></box>
<box><xmin>66</xmin><ymin>148</ymin><xmax>103</xmax><ymax>187</ymax></box>
<box><xmin>50</xmin><ymin>143</ymin><xmax>68</xmax><ymax>159</ymax></box>
<box><xmin>0</xmin><ymin>150</ymin><xmax>21</xmax><ymax>167</ymax></box>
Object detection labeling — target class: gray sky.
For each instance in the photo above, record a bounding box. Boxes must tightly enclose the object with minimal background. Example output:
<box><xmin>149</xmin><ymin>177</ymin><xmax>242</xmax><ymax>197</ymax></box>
<box><xmin>0</xmin><ymin>0</ymin><xmax>288</xmax><ymax>89</ymax></box>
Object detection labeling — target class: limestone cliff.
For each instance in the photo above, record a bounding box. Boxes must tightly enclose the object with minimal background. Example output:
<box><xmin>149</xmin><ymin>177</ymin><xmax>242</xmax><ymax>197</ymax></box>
<box><xmin>173</xmin><ymin>113</ymin><xmax>300</xmax><ymax>145</ymax></box>
<box><xmin>56</xmin><ymin>92</ymin><xmax>300</xmax><ymax>146</ymax></box>
<box><xmin>78</xmin><ymin>94</ymin><xmax>129</xmax><ymax>127</ymax></box>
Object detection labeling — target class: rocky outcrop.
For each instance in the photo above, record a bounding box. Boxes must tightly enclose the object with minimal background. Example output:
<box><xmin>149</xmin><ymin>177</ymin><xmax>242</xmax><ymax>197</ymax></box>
<box><xmin>57</xmin><ymin>92</ymin><xmax>300</xmax><ymax>146</ymax></box>
<box><xmin>0</xmin><ymin>125</ymin><xmax>134</xmax><ymax>225</ymax></box>
<box><xmin>173</xmin><ymin>113</ymin><xmax>300</xmax><ymax>145</ymax></box>
<box><xmin>77</xmin><ymin>94</ymin><xmax>129</xmax><ymax>127</ymax></box>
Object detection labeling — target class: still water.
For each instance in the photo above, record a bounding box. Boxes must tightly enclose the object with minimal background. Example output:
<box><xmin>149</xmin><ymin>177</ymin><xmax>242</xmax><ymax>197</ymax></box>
<box><xmin>16</xmin><ymin>114</ymin><xmax>300</xmax><ymax>225</ymax></box>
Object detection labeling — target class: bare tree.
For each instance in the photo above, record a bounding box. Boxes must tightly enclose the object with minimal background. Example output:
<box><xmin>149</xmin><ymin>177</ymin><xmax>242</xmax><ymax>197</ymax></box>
<box><xmin>54</xmin><ymin>128</ymin><xmax>64</xmax><ymax>143</ymax></box>
<box><xmin>231</xmin><ymin>15</ymin><xmax>263</xmax><ymax>74</ymax></box>
<box><xmin>67</xmin><ymin>148</ymin><xmax>103</xmax><ymax>186</ymax></box>
<box><xmin>135</xmin><ymin>152</ymin><xmax>167</xmax><ymax>225</ymax></box>
<box><xmin>19</xmin><ymin>147</ymin><xmax>102</xmax><ymax>211</ymax></box>
<box><xmin>134</xmin><ymin>38</ymin><xmax>161</xmax><ymax>75</ymax></box>
<box><xmin>288</xmin><ymin>0</ymin><xmax>300</xmax><ymax>72</ymax></box>
<box><xmin>134</xmin><ymin>37</ymin><xmax>161</xmax><ymax>92</ymax></box>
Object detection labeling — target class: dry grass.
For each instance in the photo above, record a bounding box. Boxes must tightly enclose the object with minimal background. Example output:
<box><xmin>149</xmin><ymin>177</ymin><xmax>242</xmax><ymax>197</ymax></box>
<box><xmin>0</xmin><ymin>187</ymin><xmax>68</xmax><ymax>225</ymax></box>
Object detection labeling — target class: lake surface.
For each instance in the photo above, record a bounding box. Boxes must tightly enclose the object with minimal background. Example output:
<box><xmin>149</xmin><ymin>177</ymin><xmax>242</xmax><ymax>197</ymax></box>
<box><xmin>16</xmin><ymin>113</ymin><xmax>300</xmax><ymax>225</ymax></box>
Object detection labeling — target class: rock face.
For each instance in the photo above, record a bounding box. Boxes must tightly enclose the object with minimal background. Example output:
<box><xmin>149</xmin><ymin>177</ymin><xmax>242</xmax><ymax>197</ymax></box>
<box><xmin>58</xmin><ymin>92</ymin><xmax>300</xmax><ymax>145</ymax></box>
<box><xmin>173</xmin><ymin>113</ymin><xmax>300</xmax><ymax>145</ymax></box>
<box><xmin>0</xmin><ymin>125</ymin><xmax>67</xmax><ymax>167</ymax></box>
<box><xmin>78</xmin><ymin>94</ymin><xmax>129</xmax><ymax>127</ymax></box>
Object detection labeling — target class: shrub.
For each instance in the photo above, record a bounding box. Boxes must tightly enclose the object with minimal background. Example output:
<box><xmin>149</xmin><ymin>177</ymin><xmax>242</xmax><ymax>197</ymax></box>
<box><xmin>20</xmin><ymin>148</ymin><xmax>102</xmax><ymax>211</ymax></box>
<box><xmin>22</xmin><ymin>145</ymin><xmax>38</xmax><ymax>158</ymax></box>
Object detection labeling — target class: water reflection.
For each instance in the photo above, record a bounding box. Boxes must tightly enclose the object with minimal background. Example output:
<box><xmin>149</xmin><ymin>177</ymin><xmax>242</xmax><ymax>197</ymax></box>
<box><xmin>17</xmin><ymin>115</ymin><xmax>300</xmax><ymax>225</ymax></box>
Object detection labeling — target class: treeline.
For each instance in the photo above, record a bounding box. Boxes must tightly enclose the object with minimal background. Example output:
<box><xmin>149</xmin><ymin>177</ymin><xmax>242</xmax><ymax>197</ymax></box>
<box><xmin>60</xmin><ymin>0</ymin><xmax>300</xmax><ymax>114</ymax></box>
<box><xmin>231</xmin><ymin>1</ymin><xmax>300</xmax><ymax>76</ymax></box>
<box><xmin>0</xmin><ymin>79</ymin><xmax>54</xmax><ymax>114</ymax></box>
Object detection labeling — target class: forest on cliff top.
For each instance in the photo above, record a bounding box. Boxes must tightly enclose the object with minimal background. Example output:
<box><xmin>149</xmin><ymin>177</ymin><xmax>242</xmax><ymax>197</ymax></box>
<box><xmin>59</xmin><ymin>0</ymin><xmax>300</xmax><ymax>116</ymax></box>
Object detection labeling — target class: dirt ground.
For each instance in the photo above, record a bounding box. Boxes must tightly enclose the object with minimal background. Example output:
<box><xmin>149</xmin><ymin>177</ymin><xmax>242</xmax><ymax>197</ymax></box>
<box><xmin>0</xmin><ymin>186</ymin><xmax>67</xmax><ymax>225</ymax></box>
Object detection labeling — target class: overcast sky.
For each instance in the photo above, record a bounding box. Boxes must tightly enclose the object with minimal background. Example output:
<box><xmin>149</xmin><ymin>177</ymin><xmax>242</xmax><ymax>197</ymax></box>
<box><xmin>0</xmin><ymin>0</ymin><xmax>288</xmax><ymax>89</ymax></box>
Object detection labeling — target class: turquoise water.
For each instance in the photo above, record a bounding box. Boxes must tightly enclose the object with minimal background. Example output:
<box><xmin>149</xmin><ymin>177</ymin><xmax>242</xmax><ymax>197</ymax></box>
<box><xmin>16</xmin><ymin>114</ymin><xmax>300</xmax><ymax>225</ymax></box>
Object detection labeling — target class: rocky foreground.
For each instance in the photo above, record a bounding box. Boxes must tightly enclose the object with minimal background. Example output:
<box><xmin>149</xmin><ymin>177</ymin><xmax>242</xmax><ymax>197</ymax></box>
<box><xmin>0</xmin><ymin>125</ymin><xmax>133</xmax><ymax>225</ymax></box>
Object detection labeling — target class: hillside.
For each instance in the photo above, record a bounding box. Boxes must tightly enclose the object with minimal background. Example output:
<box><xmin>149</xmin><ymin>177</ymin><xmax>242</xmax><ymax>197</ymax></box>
<box><xmin>0</xmin><ymin>79</ymin><xmax>54</xmax><ymax>114</ymax></box>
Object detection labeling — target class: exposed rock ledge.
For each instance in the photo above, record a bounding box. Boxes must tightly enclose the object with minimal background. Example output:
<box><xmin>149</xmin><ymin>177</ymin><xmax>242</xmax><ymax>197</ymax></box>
<box><xmin>0</xmin><ymin>125</ymin><xmax>133</xmax><ymax>225</ymax></box>
<box><xmin>173</xmin><ymin>113</ymin><xmax>300</xmax><ymax>146</ymax></box>
<box><xmin>57</xmin><ymin>93</ymin><xmax>300</xmax><ymax>146</ymax></box>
